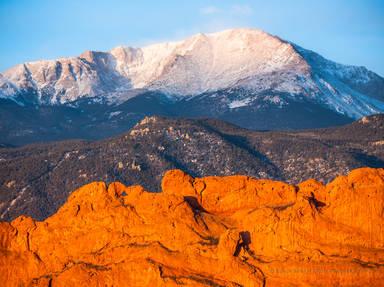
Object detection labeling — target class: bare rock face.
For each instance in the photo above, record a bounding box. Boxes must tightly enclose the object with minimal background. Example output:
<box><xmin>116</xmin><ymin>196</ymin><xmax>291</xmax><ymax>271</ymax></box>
<box><xmin>1</xmin><ymin>167</ymin><xmax>384</xmax><ymax>286</ymax></box>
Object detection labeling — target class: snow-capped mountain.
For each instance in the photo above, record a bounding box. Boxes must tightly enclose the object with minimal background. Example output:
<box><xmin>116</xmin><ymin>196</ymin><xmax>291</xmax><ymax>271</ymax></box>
<box><xmin>2</xmin><ymin>28</ymin><xmax>384</xmax><ymax>116</ymax></box>
<box><xmin>0</xmin><ymin>28</ymin><xmax>383</xmax><ymax>145</ymax></box>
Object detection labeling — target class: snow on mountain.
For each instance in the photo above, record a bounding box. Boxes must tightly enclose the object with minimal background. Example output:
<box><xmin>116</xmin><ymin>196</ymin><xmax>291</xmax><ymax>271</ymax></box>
<box><xmin>1</xmin><ymin>28</ymin><xmax>384</xmax><ymax>119</ymax></box>
<box><xmin>0</xmin><ymin>73</ymin><xmax>19</xmax><ymax>100</ymax></box>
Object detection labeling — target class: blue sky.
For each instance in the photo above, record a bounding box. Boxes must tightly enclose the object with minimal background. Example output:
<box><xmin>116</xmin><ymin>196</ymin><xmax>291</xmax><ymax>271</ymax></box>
<box><xmin>1</xmin><ymin>0</ymin><xmax>383</xmax><ymax>75</ymax></box>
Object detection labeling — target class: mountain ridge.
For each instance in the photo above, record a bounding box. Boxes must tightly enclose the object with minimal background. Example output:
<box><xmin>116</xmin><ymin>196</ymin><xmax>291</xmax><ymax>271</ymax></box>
<box><xmin>1</xmin><ymin>28</ymin><xmax>384</xmax><ymax>119</ymax></box>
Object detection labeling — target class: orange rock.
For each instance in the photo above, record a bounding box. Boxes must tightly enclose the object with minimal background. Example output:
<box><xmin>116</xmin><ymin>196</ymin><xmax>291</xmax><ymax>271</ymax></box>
<box><xmin>1</xmin><ymin>167</ymin><xmax>384</xmax><ymax>286</ymax></box>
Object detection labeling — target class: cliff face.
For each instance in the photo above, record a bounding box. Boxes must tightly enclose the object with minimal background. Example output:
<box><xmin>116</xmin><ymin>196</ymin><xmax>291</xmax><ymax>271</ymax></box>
<box><xmin>1</xmin><ymin>168</ymin><xmax>384</xmax><ymax>286</ymax></box>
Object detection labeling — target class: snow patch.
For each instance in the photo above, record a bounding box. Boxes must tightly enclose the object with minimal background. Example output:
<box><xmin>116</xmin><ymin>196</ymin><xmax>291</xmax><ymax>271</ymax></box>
<box><xmin>109</xmin><ymin>111</ymin><xmax>122</xmax><ymax>119</ymax></box>
<box><xmin>229</xmin><ymin>97</ymin><xmax>252</xmax><ymax>109</ymax></box>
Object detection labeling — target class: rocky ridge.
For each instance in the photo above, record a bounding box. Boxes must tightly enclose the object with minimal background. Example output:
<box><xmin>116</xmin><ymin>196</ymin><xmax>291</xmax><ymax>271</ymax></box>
<box><xmin>1</xmin><ymin>114</ymin><xmax>383</xmax><ymax>221</ymax></box>
<box><xmin>0</xmin><ymin>167</ymin><xmax>383</xmax><ymax>286</ymax></box>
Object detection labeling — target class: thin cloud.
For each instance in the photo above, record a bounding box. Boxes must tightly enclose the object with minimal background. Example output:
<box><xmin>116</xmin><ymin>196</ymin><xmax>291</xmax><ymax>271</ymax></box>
<box><xmin>200</xmin><ymin>6</ymin><xmax>221</xmax><ymax>15</ymax></box>
<box><xmin>231</xmin><ymin>4</ymin><xmax>253</xmax><ymax>16</ymax></box>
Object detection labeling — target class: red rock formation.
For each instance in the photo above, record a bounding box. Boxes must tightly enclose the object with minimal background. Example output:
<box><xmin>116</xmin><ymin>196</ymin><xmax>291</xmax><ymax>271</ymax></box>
<box><xmin>1</xmin><ymin>168</ymin><xmax>384</xmax><ymax>286</ymax></box>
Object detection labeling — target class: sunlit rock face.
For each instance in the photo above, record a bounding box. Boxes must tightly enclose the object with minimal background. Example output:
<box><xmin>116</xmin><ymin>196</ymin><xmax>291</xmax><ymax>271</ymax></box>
<box><xmin>1</xmin><ymin>167</ymin><xmax>383</xmax><ymax>286</ymax></box>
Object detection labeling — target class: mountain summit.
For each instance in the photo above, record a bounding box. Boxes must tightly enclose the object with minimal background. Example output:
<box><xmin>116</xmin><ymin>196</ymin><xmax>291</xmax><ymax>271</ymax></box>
<box><xmin>1</xmin><ymin>28</ymin><xmax>384</xmax><ymax>144</ymax></box>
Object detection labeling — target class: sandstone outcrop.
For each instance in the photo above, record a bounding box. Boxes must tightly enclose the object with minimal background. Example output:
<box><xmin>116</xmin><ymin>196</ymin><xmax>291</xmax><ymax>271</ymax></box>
<box><xmin>1</xmin><ymin>167</ymin><xmax>384</xmax><ymax>286</ymax></box>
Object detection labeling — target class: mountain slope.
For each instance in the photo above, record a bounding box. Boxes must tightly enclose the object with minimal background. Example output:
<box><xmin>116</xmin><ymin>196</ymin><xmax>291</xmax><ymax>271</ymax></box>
<box><xmin>1</xmin><ymin>115</ymin><xmax>383</xmax><ymax>221</ymax></box>
<box><xmin>1</xmin><ymin>29</ymin><xmax>313</xmax><ymax>103</ymax></box>
<box><xmin>1</xmin><ymin>28</ymin><xmax>383</xmax><ymax>142</ymax></box>
<box><xmin>1</xmin><ymin>168</ymin><xmax>384</xmax><ymax>286</ymax></box>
